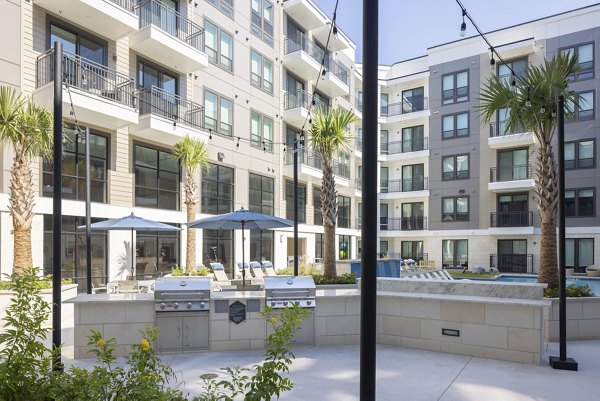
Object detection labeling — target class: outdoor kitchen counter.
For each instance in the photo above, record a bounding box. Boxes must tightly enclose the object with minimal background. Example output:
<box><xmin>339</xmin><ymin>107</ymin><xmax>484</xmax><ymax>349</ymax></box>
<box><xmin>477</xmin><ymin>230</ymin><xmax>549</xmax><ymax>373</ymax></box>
<box><xmin>66</xmin><ymin>293</ymin><xmax>154</xmax><ymax>303</ymax></box>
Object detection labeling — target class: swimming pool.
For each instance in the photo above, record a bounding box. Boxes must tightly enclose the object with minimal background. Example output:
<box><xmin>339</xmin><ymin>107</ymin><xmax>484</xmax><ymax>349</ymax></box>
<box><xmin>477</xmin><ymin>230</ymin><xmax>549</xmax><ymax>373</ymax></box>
<box><xmin>484</xmin><ymin>274</ymin><xmax>600</xmax><ymax>296</ymax></box>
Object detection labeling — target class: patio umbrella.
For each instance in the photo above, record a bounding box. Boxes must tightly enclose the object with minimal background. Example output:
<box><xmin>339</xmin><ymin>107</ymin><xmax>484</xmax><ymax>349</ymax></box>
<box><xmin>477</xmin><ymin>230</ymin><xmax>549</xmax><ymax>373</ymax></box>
<box><xmin>78</xmin><ymin>212</ymin><xmax>181</xmax><ymax>278</ymax></box>
<box><xmin>186</xmin><ymin>207</ymin><xmax>293</xmax><ymax>287</ymax></box>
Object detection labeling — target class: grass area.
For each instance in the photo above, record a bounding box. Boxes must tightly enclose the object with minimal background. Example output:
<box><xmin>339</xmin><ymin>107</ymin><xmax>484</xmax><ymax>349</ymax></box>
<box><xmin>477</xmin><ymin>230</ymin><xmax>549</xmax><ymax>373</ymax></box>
<box><xmin>448</xmin><ymin>272</ymin><xmax>498</xmax><ymax>279</ymax></box>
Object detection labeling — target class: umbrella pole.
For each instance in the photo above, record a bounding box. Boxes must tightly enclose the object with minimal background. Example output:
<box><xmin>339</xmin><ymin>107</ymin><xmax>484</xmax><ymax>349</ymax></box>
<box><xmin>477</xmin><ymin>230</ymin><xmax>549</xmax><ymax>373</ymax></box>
<box><xmin>131</xmin><ymin>228</ymin><xmax>134</xmax><ymax>279</ymax></box>
<box><xmin>242</xmin><ymin>221</ymin><xmax>246</xmax><ymax>288</ymax></box>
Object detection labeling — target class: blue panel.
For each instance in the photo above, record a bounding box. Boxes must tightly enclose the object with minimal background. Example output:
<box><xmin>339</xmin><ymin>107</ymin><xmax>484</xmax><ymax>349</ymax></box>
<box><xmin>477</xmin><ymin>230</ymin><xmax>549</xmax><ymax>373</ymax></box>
<box><xmin>351</xmin><ymin>263</ymin><xmax>362</xmax><ymax>278</ymax></box>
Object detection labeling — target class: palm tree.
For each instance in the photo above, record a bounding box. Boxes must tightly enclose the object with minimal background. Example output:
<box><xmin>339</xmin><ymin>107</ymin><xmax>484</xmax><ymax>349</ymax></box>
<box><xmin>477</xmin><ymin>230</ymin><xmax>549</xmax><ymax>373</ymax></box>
<box><xmin>309</xmin><ymin>107</ymin><xmax>356</xmax><ymax>278</ymax></box>
<box><xmin>0</xmin><ymin>86</ymin><xmax>53</xmax><ymax>275</ymax></box>
<box><xmin>173</xmin><ymin>136</ymin><xmax>210</xmax><ymax>271</ymax></box>
<box><xmin>479</xmin><ymin>53</ymin><xmax>577</xmax><ymax>289</ymax></box>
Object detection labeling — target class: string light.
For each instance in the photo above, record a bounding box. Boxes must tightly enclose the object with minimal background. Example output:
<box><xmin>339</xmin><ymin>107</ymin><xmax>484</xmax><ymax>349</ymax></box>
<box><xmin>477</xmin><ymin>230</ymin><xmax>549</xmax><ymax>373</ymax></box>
<box><xmin>460</xmin><ymin>9</ymin><xmax>467</xmax><ymax>37</ymax></box>
<box><xmin>489</xmin><ymin>48</ymin><xmax>495</xmax><ymax>71</ymax></box>
<box><xmin>236</xmin><ymin>137</ymin><xmax>240</xmax><ymax>147</ymax></box>
<box><xmin>526</xmin><ymin>87</ymin><xmax>532</xmax><ymax>107</ymax></box>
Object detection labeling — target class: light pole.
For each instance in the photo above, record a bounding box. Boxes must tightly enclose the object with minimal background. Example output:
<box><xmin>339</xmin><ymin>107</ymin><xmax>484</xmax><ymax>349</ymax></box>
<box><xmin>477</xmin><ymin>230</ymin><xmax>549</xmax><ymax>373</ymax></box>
<box><xmin>293</xmin><ymin>130</ymin><xmax>304</xmax><ymax>277</ymax></box>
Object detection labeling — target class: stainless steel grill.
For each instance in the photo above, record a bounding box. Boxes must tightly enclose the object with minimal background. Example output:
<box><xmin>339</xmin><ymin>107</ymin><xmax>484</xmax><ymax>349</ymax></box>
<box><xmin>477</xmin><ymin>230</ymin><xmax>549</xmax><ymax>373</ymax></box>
<box><xmin>264</xmin><ymin>276</ymin><xmax>316</xmax><ymax>309</ymax></box>
<box><xmin>154</xmin><ymin>276</ymin><xmax>211</xmax><ymax>312</ymax></box>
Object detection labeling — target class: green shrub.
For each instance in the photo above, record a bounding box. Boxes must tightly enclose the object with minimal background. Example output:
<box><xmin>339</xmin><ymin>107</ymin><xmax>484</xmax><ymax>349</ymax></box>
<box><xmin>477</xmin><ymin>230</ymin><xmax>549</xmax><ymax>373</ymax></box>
<box><xmin>277</xmin><ymin>264</ymin><xmax>320</xmax><ymax>276</ymax></box>
<box><xmin>313</xmin><ymin>273</ymin><xmax>357</xmax><ymax>285</ymax></box>
<box><xmin>0</xmin><ymin>274</ymin><xmax>72</xmax><ymax>290</ymax></box>
<box><xmin>544</xmin><ymin>284</ymin><xmax>594</xmax><ymax>298</ymax></box>
<box><xmin>171</xmin><ymin>266</ymin><xmax>184</xmax><ymax>276</ymax></box>
<box><xmin>190</xmin><ymin>267</ymin><xmax>210</xmax><ymax>276</ymax></box>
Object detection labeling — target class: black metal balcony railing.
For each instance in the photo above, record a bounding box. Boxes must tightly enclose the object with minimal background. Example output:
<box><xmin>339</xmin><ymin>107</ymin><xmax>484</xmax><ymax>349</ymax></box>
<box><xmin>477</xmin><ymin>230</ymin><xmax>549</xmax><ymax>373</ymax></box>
<box><xmin>110</xmin><ymin>0</ymin><xmax>137</xmax><ymax>13</ymax></box>
<box><xmin>357</xmin><ymin>95</ymin><xmax>363</xmax><ymax>112</ymax></box>
<box><xmin>489</xmin><ymin>121</ymin><xmax>528</xmax><ymax>137</ymax></box>
<box><xmin>383</xmin><ymin>217</ymin><xmax>427</xmax><ymax>231</ymax></box>
<box><xmin>284</xmin><ymin>147</ymin><xmax>350</xmax><ymax>179</ymax></box>
<box><xmin>36</xmin><ymin>48</ymin><xmax>136</xmax><ymax>109</ymax></box>
<box><xmin>284</xmin><ymin>33</ymin><xmax>325</xmax><ymax>65</ymax></box>
<box><xmin>356</xmin><ymin>135</ymin><xmax>363</xmax><ymax>148</ymax></box>
<box><xmin>382</xmin><ymin>137</ymin><xmax>429</xmax><ymax>155</ymax></box>
<box><xmin>381</xmin><ymin>97</ymin><xmax>428</xmax><ymax>117</ymax></box>
<box><xmin>490</xmin><ymin>254</ymin><xmax>533</xmax><ymax>273</ymax></box>
<box><xmin>328</xmin><ymin>59</ymin><xmax>350</xmax><ymax>86</ymax></box>
<box><xmin>136</xmin><ymin>86</ymin><xmax>204</xmax><ymax>128</ymax></box>
<box><xmin>284</xmin><ymin>89</ymin><xmax>330</xmax><ymax>112</ymax></box>
<box><xmin>489</xmin><ymin>164</ymin><xmax>533</xmax><ymax>182</ymax></box>
<box><xmin>490</xmin><ymin>211</ymin><xmax>533</xmax><ymax>227</ymax></box>
<box><xmin>137</xmin><ymin>0</ymin><xmax>204</xmax><ymax>51</ymax></box>
<box><xmin>380</xmin><ymin>178</ymin><xmax>428</xmax><ymax>193</ymax></box>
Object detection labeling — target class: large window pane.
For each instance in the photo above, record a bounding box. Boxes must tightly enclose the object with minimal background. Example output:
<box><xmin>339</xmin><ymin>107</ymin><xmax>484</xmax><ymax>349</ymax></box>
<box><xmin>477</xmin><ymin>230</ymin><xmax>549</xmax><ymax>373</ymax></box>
<box><xmin>135</xmin><ymin>145</ymin><xmax>179</xmax><ymax>210</ymax></box>
<box><xmin>202</xmin><ymin>164</ymin><xmax>234</xmax><ymax>214</ymax></box>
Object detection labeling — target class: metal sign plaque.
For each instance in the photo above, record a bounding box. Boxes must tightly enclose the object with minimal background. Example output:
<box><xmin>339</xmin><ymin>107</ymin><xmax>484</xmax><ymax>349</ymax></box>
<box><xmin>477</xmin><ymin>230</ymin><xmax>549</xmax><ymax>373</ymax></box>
<box><xmin>229</xmin><ymin>301</ymin><xmax>246</xmax><ymax>325</ymax></box>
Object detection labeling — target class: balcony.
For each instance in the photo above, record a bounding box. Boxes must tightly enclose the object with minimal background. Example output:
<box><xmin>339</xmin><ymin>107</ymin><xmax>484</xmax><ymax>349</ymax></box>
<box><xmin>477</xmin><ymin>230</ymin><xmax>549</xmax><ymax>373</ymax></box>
<box><xmin>488</xmin><ymin>122</ymin><xmax>535</xmax><ymax>149</ymax></box>
<box><xmin>312</xmin><ymin>22</ymin><xmax>351</xmax><ymax>52</ymax></box>
<box><xmin>490</xmin><ymin>254</ymin><xmax>533</xmax><ymax>274</ymax></box>
<box><xmin>490</xmin><ymin>211</ymin><xmax>533</xmax><ymax>228</ymax></box>
<box><xmin>380</xmin><ymin>138</ymin><xmax>429</xmax><ymax>161</ymax></box>
<box><xmin>381</xmin><ymin>97</ymin><xmax>429</xmax><ymax>124</ymax></box>
<box><xmin>380</xmin><ymin>178</ymin><xmax>429</xmax><ymax>199</ymax></box>
<box><xmin>131</xmin><ymin>86</ymin><xmax>207</xmax><ymax>145</ymax></box>
<box><xmin>129</xmin><ymin>0</ymin><xmax>208</xmax><ymax>74</ymax></box>
<box><xmin>488</xmin><ymin>164</ymin><xmax>535</xmax><ymax>192</ymax></box>
<box><xmin>283</xmin><ymin>90</ymin><xmax>330</xmax><ymax>128</ymax></box>
<box><xmin>380</xmin><ymin>217</ymin><xmax>427</xmax><ymax>231</ymax></box>
<box><xmin>283</xmin><ymin>34</ymin><xmax>324</xmax><ymax>80</ymax></box>
<box><xmin>320</xmin><ymin>59</ymin><xmax>350</xmax><ymax>97</ymax></box>
<box><xmin>34</xmin><ymin>49</ymin><xmax>137</xmax><ymax>129</ymax></box>
<box><xmin>283</xmin><ymin>147</ymin><xmax>350</xmax><ymax>184</ymax></box>
<box><xmin>34</xmin><ymin>0</ymin><xmax>138</xmax><ymax>40</ymax></box>
<box><xmin>282</xmin><ymin>0</ymin><xmax>327</xmax><ymax>30</ymax></box>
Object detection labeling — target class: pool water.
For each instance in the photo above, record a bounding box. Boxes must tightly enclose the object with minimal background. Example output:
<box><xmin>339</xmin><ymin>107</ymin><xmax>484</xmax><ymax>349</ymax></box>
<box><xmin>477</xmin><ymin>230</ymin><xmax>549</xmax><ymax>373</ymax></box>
<box><xmin>489</xmin><ymin>275</ymin><xmax>600</xmax><ymax>296</ymax></box>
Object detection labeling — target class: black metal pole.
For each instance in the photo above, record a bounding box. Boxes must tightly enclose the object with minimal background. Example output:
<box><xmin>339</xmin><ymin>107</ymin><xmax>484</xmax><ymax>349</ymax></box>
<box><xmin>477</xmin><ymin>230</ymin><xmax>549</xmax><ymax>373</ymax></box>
<box><xmin>293</xmin><ymin>138</ymin><xmax>299</xmax><ymax>276</ymax></box>
<box><xmin>549</xmin><ymin>95</ymin><xmax>578</xmax><ymax>370</ymax></box>
<box><xmin>361</xmin><ymin>0</ymin><xmax>378</xmax><ymax>399</ymax></box>
<box><xmin>85</xmin><ymin>128</ymin><xmax>92</xmax><ymax>294</ymax></box>
<box><xmin>242</xmin><ymin>221</ymin><xmax>246</xmax><ymax>288</ymax></box>
<box><xmin>52</xmin><ymin>41</ymin><xmax>63</xmax><ymax>371</ymax></box>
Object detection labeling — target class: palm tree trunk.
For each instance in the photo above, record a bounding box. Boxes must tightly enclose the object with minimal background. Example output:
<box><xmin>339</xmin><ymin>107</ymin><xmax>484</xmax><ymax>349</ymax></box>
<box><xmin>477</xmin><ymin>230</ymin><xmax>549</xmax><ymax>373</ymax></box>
<box><xmin>184</xmin><ymin>175</ymin><xmax>198</xmax><ymax>272</ymax></box>
<box><xmin>321</xmin><ymin>160</ymin><xmax>337</xmax><ymax>278</ymax></box>
<box><xmin>535</xmin><ymin>140</ymin><xmax>559</xmax><ymax>289</ymax></box>
<box><xmin>9</xmin><ymin>152</ymin><xmax>34</xmax><ymax>275</ymax></box>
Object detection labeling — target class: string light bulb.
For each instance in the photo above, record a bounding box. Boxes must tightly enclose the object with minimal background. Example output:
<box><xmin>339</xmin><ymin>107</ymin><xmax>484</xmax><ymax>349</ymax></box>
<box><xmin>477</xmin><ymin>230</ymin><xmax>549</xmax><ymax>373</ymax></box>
<box><xmin>208</xmin><ymin>128</ymin><xmax>212</xmax><ymax>140</ymax></box>
<box><xmin>332</xmin><ymin>24</ymin><xmax>338</xmax><ymax>36</ymax></box>
<box><xmin>489</xmin><ymin>49</ymin><xmax>496</xmax><ymax>71</ymax></box>
<box><xmin>510</xmin><ymin>74</ymin><xmax>517</xmax><ymax>92</ymax></box>
<box><xmin>460</xmin><ymin>9</ymin><xmax>467</xmax><ymax>37</ymax></box>
<box><xmin>526</xmin><ymin>87</ymin><xmax>531</xmax><ymax>107</ymax></box>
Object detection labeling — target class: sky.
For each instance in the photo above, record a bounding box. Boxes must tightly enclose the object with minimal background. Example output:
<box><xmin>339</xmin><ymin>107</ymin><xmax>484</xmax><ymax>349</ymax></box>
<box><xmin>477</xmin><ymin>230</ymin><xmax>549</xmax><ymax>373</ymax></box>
<box><xmin>312</xmin><ymin>0</ymin><xmax>600</xmax><ymax>65</ymax></box>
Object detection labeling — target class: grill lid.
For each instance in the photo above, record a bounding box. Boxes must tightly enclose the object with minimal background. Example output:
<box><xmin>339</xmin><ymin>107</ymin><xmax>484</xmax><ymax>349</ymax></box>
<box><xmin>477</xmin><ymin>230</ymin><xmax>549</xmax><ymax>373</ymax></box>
<box><xmin>154</xmin><ymin>276</ymin><xmax>211</xmax><ymax>297</ymax></box>
<box><xmin>264</xmin><ymin>276</ymin><xmax>315</xmax><ymax>292</ymax></box>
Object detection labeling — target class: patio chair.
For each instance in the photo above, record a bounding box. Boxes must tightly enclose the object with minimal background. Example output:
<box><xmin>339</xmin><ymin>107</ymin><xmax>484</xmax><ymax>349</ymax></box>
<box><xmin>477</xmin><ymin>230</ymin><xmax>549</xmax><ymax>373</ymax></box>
<box><xmin>438</xmin><ymin>270</ymin><xmax>455</xmax><ymax>280</ymax></box>
<box><xmin>116</xmin><ymin>280</ymin><xmax>139</xmax><ymax>294</ymax></box>
<box><xmin>91</xmin><ymin>278</ymin><xmax>107</xmax><ymax>294</ymax></box>
<box><xmin>249</xmin><ymin>261</ymin><xmax>265</xmax><ymax>281</ymax></box>
<box><xmin>261</xmin><ymin>261</ymin><xmax>278</xmax><ymax>276</ymax></box>
<box><xmin>210</xmin><ymin>263</ymin><xmax>231</xmax><ymax>284</ymax></box>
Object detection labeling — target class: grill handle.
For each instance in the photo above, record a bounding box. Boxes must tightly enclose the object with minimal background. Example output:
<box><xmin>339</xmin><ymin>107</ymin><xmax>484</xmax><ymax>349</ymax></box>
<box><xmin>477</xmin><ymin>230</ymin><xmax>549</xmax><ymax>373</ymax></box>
<box><xmin>269</xmin><ymin>289</ymin><xmax>312</xmax><ymax>296</ymax></box>
<box><xmin>156</xmin><ymin>291</ymin><xmax>209</xmax><ymax>297</ymax></box>
<box><xmin>177</xmin><ymin>326</ymin><xmax>181</xmax><ymax>338</ymax></box>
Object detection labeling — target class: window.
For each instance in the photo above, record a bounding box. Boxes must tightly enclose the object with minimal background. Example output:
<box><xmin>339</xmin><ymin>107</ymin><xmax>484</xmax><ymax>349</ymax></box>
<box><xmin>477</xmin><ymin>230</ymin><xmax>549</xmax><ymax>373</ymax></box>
<box><xmin>50</xmin><ymin>22</ymin><xmax>105</xmax><ymax>65</ymax></box>
<box><xmin>134</xmin><ymin>144</ymin><xmax>180</xmax><ymax>211</ymax></box>
<box><xmin>498</xmin><ymin>59</ymin><xmax>528</xmax><ymax>85</ymax></box>
<box><xmin>442</xmin><ymin>239</ymin><xmax>468</xmax><ymax>268</ymax></box>
<box><xmin>249</xmin><ymin>173</ymin><xmax>274</xmax><ymax>215</ymax></box>
<box><xmin>565</xmin><ymin>140</ymin><xmax>595</xmax><ymax>169</ymax></box>
<box><xmin>203</xmin><ymin>229</ymin><xmax>234</xmax><ymax>277</ymax></box>
<box><xmin>313</xmin><ymin>186</ymin><xmax>322</xmax><ymax>225</ymax></box>
<box><xmin>442</xmin><ymin>196</ymin><xmax>469</xmax><ymax>221</ymax></box>
<box><xmin>206</xmin><ymin>0</ymin><xmax>233</xmax><ymax>18</ymax></box>
<box><xmin>204</xmin><ymin>90</ymin><xmax>233</xmax><ymax>136</ymax></box>
<box><xmin>43</xmin><ymin>127</ymin><xmax>108</xmax><ymax>203</ymax></box>
<box><xmin>202</xmin><ymin>163</ymin><xmax>234</xmax><ymax>214</ymax></box>
<box><xmin>561</xmin><ymin>43</ymin><xmax>594</xmax><ymax>80</ymax></box>
<box><xmin>250</xmin><ymin>230</ymin><xmax>273</xmax><ymax>263</ymax></box>
<box><xmin>137</xmin><ymin>229</ymin><xmax>180</xmax><ymax>278</ymax></box>
<box><xmin>566</xmin><ymin>91</ymin><xmax>594</xmax><ymax>121</ymax></box>
<box><xmin>204</xmin><ymin>21</ymin><xmax>233</xmax><ymax>71</ymax></box>
<box><xmin>339</xmin><ymin>235</ymin><xmax>351</xmax><ymax>260</ymax></box>
<box><xmin>250</xmin><ymin>111</ymin><xmax>274</xmax><ymax>150</ymax></box>
<box><xmin>402</xmin><ymin>164</ymin><xmax>425</xmax><ymax>191</ymax></box>
<box><xmin>402</xmin><ymin>87</ymin><xmax>425</xmax><ymax>113</ymax></box>
<box><xmin>380</xmin><ymin>166</ymin><xmax>389</xmax><ymax>192</ymax></box>
<box><xmin>138</xmin><ymin>60</ymin><xmax>177</xmax><ymax>93</ymax></box>
<box><xmin>380</xmin><ymin>130</ymin><xmax>389</xmax><ymax>154</ymax></box>
<box><xmin>496</xmin><ymin>149</ymin><xmax>529</xmax><ymax>181</ymax></box>
<box><xmin>380</xmin><ymin>93</ymin><xmax>389</xmax><ymax>116</ymax></box>
<box><xmin>402</xmin><ymin>125</ymin><xmax>425</xmax><ymax>152</ymax></box>
<box><xmin>251</xmin><ymin>0</ymin><xmax>274</xmax><ymax>45</ymax></box>
<box><xmin>251</xmin><ymin>50</ymin><xmax>274</xmax><ymax>93</ymax></box>
<box><xmin>338</xmin><ymin>195</ymin><xmax>351</xmax><ymax>228</ymax></box>
<box><xmin>357</xmin><ymin>91</ymin><xmax>363</xmax><ymax>112</ymax></box>
<box><xmin>315</xmin><ymin>233</ymin><xmax>324</xmax><ymax>260</ymax></box>
<box><xmin>496</xmin><ymin>107</ymin><xmax>526</xmax><ymax>136</ymax></box>
<box><xmin>565</xmin><ymin>188</ymin><xmax>595</xmax><ymax>217</ymax></box>
<box><xmin>401</xmin><ymin>241</ymin><xmax>424</xmax><ymax>260</ymax></box>
<box><xmin>379</xmin><ymin>203</ymin><xmax>388</xmax><ymax>230</ymax></box>
<box><xmin>43</xmin><ymin>215</ymin><xmax>107</xmax><ymax>293</ymax></box>
<box><xmin>379</xmin><ymin>240</ymin><xmax>389</xmax><ymax>257</ymax></box>
<box><xmin>442</xmin><ymin>154</ymin><xmax>469</xmax><ymax>181</ymax></box>
<box><xmin>442</xmin><ymin>71</ymin><xmax>468</xmax><ymax>104</ymax></box>
<box><xmin>286</xmin><ymin>181</ymin><xmax>306</xmax><ymax>223</ymax></box>
<box><xmin>401</xmin><ymin>202</ymin><xmax>425</xmax><ymax>230</ymax></box>
<box><xmin>442</xmin><ymin>112</ymin><xmax>469</xmax><ymax>139</ymax></box>
<box><xmin>566</xmin><ymin>238</ymin><xmax>594</xmax><ymax>273</ymax></box>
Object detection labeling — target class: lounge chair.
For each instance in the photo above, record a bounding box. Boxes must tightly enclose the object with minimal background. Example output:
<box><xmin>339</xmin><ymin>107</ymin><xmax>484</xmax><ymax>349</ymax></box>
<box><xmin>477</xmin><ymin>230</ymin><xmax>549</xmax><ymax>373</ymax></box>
<box><xmin>261</xmin><ymin>261</ymin><xmax>278</xmax><ymax>276</ymax></box>
<box><xmin>210</xmin><ymin>263</ymin><xmax>231</xmax><ymax>284</ymax></box>
<box><xmin>116</xmin><ymin>280</ymin><xmax>139</xmax><ymax>293</ymax></box>
<box><xmin>249</xmin><ymin>261</ymin><xmax>266</xmax><ymax>281</ymax></box>
<box><xmin>438</xmin><ymin>270</ymin><xmax>455</xmax><ymax>280</ymax></box>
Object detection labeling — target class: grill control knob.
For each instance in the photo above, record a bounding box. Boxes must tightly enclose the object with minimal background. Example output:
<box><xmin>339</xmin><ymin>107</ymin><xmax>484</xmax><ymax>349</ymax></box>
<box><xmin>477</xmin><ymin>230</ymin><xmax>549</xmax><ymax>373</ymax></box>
<box><xmin>187</xmin><ymin>302</ymin><xmax>192</xmax><ymax>309</ymax></box>
<box><xmin>307</xmin><ymin>300</ymin><xmax>312</xmax><ymax>305</ymax></box>
<box><xmin>271</xmin><ymin>301</ymin><xmax>276</xmax><ymax>306</ymax></box>
<box><xmin>200</xmin><ymin>302</ymin><xmax>205</xmax><ymax>309</ymax></box>
<box><xmin>174</xmin><ymin>302</ymin><xmax>180</xmax><ymax>309</ymax></box>
<box><xmin>295</xmin><ymin>301</ymin><xmax>300</xmax><ymax>306</ymax></box>
<box><xmin>283</xmin><ymin>301</ymin><xmax>288</xmax><ymax>307</ymax></box>
<box><xmin>160</xmin><ymin>303</ymin><xmax>166</xmax><ymax>309</ymax></box>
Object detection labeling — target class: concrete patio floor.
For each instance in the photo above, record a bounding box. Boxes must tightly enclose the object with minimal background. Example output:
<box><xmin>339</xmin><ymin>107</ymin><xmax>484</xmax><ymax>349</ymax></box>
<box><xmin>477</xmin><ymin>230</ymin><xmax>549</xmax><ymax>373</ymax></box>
<box><xmin>66</xmin><ymin>340</ymin><xmax>599</xmax><ymax>400</ymax></box>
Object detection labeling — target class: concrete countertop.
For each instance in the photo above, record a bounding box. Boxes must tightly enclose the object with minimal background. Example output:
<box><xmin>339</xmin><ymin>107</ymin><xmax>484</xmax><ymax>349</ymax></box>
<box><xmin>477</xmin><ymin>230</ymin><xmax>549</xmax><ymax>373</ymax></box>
<box><xmin>212</xmin><ymin>290</ymin><xmax>265</xmax><ymax>300</ymax></box>
<box><xmin>65</xmin><ymin>293</ymin><xmax>154</xmax><ymax>303</ymax></box>
<box><xmin>378</xmin><ymin>290</ymin><xmax>551</xmax><ymax>307</ymax></box>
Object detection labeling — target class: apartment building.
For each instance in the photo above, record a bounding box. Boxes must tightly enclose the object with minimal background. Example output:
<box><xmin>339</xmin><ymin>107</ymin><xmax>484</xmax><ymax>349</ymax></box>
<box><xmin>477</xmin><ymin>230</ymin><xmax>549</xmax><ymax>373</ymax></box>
<box><xmin>1</xmin><ymin>1</ymin><xmax>599</xmax><ymax>290</ymax></box>
<box><xmin>0</xmin><ymin>0</ymin><xmax>360</xmax><ymax>290</ymax></box>
<box><xmin>375</xmin><ymin>4</ymin><xmax>600</xmax><ymax>274</ymax></box>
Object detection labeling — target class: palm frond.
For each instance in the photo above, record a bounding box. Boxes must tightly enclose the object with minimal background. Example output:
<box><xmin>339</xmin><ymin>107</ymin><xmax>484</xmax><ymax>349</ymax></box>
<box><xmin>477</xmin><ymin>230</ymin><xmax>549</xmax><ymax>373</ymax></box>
<box><xmin>309</xmin><ymin>107</ymin><xmax>355</xmax><ymax>160</ymax></box>
<box><xmin>173</xmin><ymin>136</ymin><xmax>210</xmax><ymax>176</ymax></box>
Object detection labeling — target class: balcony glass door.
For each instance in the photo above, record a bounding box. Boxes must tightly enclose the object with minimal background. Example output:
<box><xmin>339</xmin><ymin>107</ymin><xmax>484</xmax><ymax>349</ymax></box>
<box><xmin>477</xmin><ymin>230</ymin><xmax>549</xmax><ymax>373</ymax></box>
<box><xmin>498</xmin><ymin>149</ymin><xmax>528</xmax><ymax>181</ymax></box>
<box><xmin>286</xmin><ymin>73</ymin><xmax>304</xmax><ymax>108</ymax></box>
<box><xmin>157</xmin><ymin>0</ymin><xmax>178</xmax><ymax>36</ymax></box>
<box><xmin>497</xmin><ymin>239</ymin><xmax>527</xmax><ymax>273</ymax></box>
<box><xmin>138</xmin><ymin>61</ymin><xmax>178</xmax><ymax>119</ymax></box>
<box><xmin>402</xmin><ymin>164</ymin><xmax>424</xmax><ymax>191</ymax></box>
<box><xmin>402</xmin><ymin>125</ymin><xmax>424</xmax><ymax>152</ymax></box>
<box><xmin>401</xmin><ymin>241</ymin><xmax>423</xmax><ymax>260</ymax></box>
<box><xmin>379</xmin><ymin>203</ymin><xmax>388</xmax><ymax>231</ymax></box>
<box><xmin>401</xmin><ymin>202</ymin><xmax>424</xmax><ymax>230</ymax></box>
<box><xmin>497</xmin><ymin>193</ymin><xmax>528</xmax><ymax>227</ymax></box>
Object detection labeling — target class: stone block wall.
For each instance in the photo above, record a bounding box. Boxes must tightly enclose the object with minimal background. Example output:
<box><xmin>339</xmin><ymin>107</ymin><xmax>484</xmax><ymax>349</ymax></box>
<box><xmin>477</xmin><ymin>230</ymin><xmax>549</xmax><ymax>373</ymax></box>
<box><xmin>544</xmin><ymin>297</ymin><xmax>600</xmax><ymax>341</ymax></box>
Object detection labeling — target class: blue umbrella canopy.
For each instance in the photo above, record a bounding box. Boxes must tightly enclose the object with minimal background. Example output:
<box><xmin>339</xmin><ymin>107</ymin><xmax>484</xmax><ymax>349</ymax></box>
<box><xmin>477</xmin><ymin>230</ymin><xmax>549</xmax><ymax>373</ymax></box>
<box><xmin>186</xmin><ymin>208</ymin><xmax>292</xmax><ymax>287</ymax></box>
